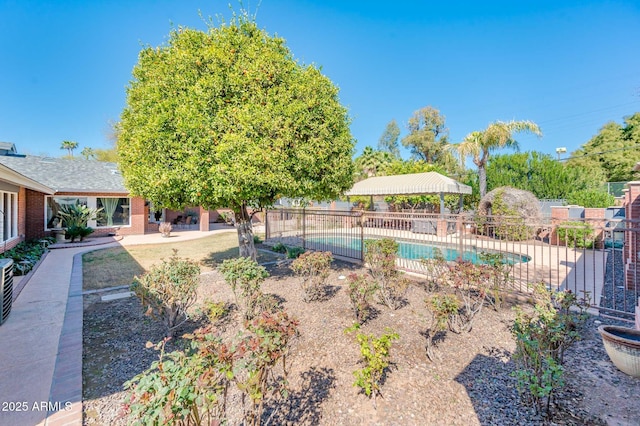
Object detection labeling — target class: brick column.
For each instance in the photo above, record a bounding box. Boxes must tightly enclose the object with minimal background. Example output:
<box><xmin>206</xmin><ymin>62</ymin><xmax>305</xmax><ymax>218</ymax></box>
<box><xmin>584</xmin><ymin>208</ymin><xmax>606</xmax><ymax>249</ymax></box>
<box><xmin>625</xmin><ymin>182</ymin><xmax>640</xmax><ymax>291</ymax></box>
<box><xmin>550</xmin><ymin>206</ymin><xmax>570</xmax><ymax>245</ymax></box>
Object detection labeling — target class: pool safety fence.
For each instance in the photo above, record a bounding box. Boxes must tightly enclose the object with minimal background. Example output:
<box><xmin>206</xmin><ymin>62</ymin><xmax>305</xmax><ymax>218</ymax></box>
<box><xmin>264</xmin><ymin>208</ymin><xmax>640</xmax><ymax>322</ymax></box>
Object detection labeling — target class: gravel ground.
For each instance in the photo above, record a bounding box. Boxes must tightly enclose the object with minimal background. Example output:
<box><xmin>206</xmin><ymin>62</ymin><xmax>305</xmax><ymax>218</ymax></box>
<box><xmin>83</xmin><ymin>260</ymin><xmax>640</xmax><ymax>426</ymax></box>
<box><xmin>600</xmin><ymin>248</ymin><xmax>638</xmax><ymax>321</ymax></box>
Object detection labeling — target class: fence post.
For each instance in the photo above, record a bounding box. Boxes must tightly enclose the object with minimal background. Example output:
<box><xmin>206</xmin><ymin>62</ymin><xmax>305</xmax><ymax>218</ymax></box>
<box><xmin>360</xmin><ymin>211</ymin><xmax>364</xmax><ymax>262</ymax></box>
<box><xmin>302</xmin><ymin>207</ymin><xmax>306</xmax><ymax>250</ymax></box>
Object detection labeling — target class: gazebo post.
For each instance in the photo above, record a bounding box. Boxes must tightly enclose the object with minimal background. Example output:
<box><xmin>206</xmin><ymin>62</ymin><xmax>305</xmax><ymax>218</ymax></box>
<box><xmin>439</xmin><ymin>193</ymin><xmax>445</xmax><ymax>218</ymax></box>
<box><xmin>458</xmin><ymin>194</ymin><xmax>463</xmax><ymax>212</ymax></box>
<box><xmin>370</xmin><ymin>195</ymin><xmax>374</xmax><ymax>211</ymax></box>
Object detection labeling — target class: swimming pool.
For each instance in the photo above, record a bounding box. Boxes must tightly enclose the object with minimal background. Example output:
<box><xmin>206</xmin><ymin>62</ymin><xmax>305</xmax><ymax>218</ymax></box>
<box><xmin>305</xmin><ymin>236</ymin><xmax>530</xmax><ymax>265</ymax></box>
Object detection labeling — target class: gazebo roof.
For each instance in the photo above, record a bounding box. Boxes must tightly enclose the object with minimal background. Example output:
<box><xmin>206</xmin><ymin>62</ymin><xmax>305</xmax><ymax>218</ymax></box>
<box><xmin>345</xmin><ymin>171</ymin><xmax>472</xmax><ymax>196</ymax></box>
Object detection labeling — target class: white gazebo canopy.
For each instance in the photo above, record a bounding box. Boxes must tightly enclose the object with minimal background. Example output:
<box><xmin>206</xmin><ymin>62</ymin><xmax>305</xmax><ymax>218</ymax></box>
<box><xmin>345</xmin><ymin>171</ymin><xmax>472</xmax><ymax>196</ymax></box>
<box><xmin>344</xmin><ymin>171</ymin><xmax>471</xmax><ymax>214</ymax></box>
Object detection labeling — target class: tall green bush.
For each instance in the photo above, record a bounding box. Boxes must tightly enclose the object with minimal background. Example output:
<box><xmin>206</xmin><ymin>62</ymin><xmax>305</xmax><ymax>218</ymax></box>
<box><xmin>566</xmin><ymin>189</ymin><xmax>615</xmax><ymax>208</ymax></box>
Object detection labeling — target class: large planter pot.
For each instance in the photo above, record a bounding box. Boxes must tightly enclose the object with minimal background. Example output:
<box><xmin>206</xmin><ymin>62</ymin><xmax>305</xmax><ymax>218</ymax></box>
<box><xmin>598</xmin><ymin>325</ymin><xmax>640</xmax><ymax>378</ymax></box>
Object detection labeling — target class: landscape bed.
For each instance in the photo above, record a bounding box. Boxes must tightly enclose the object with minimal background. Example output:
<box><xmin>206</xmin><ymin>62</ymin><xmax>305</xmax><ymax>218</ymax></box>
<box><xmin>82</xmin><ymin>260</ymin><xmax>640</xmax><ymax>425</ymax></box>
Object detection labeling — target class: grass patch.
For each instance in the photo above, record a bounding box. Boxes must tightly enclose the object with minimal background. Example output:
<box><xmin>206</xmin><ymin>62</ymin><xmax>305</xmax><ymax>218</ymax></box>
<box><xmin>82</xmin><ymin>232</ymin><xmax>279</xmax><ymax>291</ymax></box>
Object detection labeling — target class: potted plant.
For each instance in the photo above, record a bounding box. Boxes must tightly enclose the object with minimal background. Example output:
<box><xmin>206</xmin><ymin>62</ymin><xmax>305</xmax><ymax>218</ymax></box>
<box><xmin>159</xmin><ymin>222</ymin><xmax>172</xmax><ymax>238</ymax></box>
<box><xmin>598</xmin><ymin>325</ymin><xmax>640</xmax><ymax>377</ymax></box>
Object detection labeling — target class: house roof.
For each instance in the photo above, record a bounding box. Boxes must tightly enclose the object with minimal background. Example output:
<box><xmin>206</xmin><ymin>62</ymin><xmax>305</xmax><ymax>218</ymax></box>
<box><xmin>0</xmin><ymin>155</ymin><xmax>127</xmax><ymax>194</ymax></box>
<box><xmin>345</xmin><ymin>171</ymin><xmax>472</xmax><ymax>196</ymax></box>
<box><xmin>0</xmin><ymin>142</ymin><xmax>17</xmax><ymax>154</ymax></box>
<box><xmin>0</xmin><ymin>162</ymin><xmax>55</xmax><ymax>194</ymax></box>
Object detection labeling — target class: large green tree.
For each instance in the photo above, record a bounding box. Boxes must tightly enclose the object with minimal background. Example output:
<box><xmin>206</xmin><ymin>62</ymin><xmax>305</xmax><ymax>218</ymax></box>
<box><xmin>486</xmin><ymin>151</ymin><xmax>605</xmax><ymax>199</ymax></box>
<box><xmin>117</xmin><ymin>19</ymin><xmax>355</xmax><ymax>259</ymax></box>
<box><xmin>377</xmin><ymin>119</ymin><xmax>401</xmax><ymax>158</ymax></box>
<box><xmin>456</xmin><ymin>120</ymin><xmax>542</xmax><ymax>198</ymax></box>
<box><xmin>401</xmin><ymin>106</ymin><xmax>458</xmax><ymax>174</ymax></box>
<box><xmin>567</xmin><ymin>112</ymin><xmax>640</xmax><ymax>182</ymax></box>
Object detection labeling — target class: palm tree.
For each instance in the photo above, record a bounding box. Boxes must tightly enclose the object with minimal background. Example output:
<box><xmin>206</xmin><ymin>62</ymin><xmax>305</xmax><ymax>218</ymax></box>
<box><xmin>457</xmin><ymin>120</ymin><xmax>542</xmax><ymax>198</ymax></box>
<box><xmin>355</xmin><ymin>147</ymin><xmax>393</xmax><ymax>179</ymax></box>
<box><xmin>60</xmin><ymin>140</ymin><xmax>79</xmax><ymax>157</ymax></box>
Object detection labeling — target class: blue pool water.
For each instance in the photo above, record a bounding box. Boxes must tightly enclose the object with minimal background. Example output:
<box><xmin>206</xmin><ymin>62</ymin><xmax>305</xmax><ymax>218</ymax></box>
<box><xmin>306</xmin><ymin>236</ymin><xmax>530</xmax><ymax>265</ymax></box>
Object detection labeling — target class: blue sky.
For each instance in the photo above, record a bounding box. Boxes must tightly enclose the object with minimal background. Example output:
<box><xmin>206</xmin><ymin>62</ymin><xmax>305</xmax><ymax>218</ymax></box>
<box><xmin>1</xmin><ymin>0</ymin><xmax>639</xmax><ymax>161</ymax></box>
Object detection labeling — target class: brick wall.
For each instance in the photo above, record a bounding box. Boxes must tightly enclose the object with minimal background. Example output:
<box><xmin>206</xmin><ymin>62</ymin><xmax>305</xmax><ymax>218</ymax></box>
<box><xmin>25</xmin><ymin>188</ymin><xmax>46</xmax><ymax>240</ymax></box>
<box><xmin>550</xmin><ymin>206</ymin><xmax>569</xmax><ymax>245</ymax></box>
<box><xmin>624</xmin><ymin>182</ymin><xmax>640</xmax><ymax>291</ymax></box>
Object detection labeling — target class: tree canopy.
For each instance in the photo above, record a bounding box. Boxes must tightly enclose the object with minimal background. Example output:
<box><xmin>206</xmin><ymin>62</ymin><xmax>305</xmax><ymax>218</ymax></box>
<box><xmin>567</xmin><ymin>112</ymin><xmax>640</xmax><ymax>182</ymax></box>
<box><xmin>377</xmin><ymin>119</ymin><xmax>401</xmax><ymax>158</ymax></box>
<box><xmin>486</xmin><ymin>151</ymin><xmax>605</xmax><ymax>199</ymax></box>
<box><xmin>401</xmin><ymin>106</ymin><xmax>458</xmax><ymax>174</ymax></box>
<box><xmin>354</xmin><ymin>147</ymin><xmax>393</xmax><ymax>179</ymax></box>
<box><xmin>117</xmin><ymin>18</ymin><xmax>355</xmax><ymax>258</ymax></box>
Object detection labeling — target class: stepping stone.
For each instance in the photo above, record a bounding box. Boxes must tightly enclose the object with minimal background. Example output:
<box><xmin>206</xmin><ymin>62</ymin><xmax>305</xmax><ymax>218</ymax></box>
<box><xmin>101</xmin><ymin>292</ymin><xmax>134</xmax><ymax>302</ymax></box>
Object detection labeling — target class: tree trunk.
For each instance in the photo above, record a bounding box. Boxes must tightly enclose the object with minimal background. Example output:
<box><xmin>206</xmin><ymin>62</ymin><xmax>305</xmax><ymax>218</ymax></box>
<box><xmin>478</xmin><ymin>165</ymin><xmax>487</xmax><ymax>199</ymax></box>
<box><xmin>234</xmin><ymin>202</ymin><xmax>257</xmax><ymax>261</ymax></box>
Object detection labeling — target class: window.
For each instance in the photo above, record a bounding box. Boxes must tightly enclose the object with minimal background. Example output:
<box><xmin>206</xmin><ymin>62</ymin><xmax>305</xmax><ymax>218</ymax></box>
<box><xmin>46</xmin><ymin>197</ymin><xmax>88</xmax><ymax>229</ymax></box>
<box><xmin>97</xmin><ymin>197</ymin><xmax>130</xmax><ymax>227</ymax></box>
<box><xmin>46</xmin><ymin>196</ymin><xmax>131</xmax><ymax>229</ymax></box>
<box><xmin>0</xmin><ymin>191</ymin><xmax>18</xmax><ymax>242</ymax></box>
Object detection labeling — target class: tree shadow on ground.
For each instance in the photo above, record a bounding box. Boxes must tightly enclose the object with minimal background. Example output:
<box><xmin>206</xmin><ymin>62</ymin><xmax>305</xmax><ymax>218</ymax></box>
<box><xmin>263</xmin><ymin>367</ymin><xmax>336</xmax><ymax>425</ymax></box>
<box><xmin>453</xmin><ymin>348</ymin><xmax>521</xmax><ymax>426</ymax></box>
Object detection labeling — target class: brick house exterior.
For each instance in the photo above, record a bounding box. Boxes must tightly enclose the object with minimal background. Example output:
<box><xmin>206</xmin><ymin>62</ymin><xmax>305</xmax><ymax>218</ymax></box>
<box><xmin>0</xmin><ymin>147</ymin><xmax>214</xmax><ymax>252</ymax></box>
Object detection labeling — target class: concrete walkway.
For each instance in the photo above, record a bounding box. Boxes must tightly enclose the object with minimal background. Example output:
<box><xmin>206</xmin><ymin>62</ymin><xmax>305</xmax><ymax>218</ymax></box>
<box><xmin>0</xmin><ymin>226</ymin><xmax>236</xmax><ymax>426</ymax></box>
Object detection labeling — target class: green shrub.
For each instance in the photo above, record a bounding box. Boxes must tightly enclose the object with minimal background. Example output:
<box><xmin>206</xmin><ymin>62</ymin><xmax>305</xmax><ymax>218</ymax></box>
<box><xmin>511</xmin><ymin>283</ymin><xmax>589</xmax><ymax>415</ymax></box>
<box><xmin>285</xmin><ymin>246</ymin><xmax>305</xmax><ymax>259</ymax></box>
<box><xmin>364</xmin><ymin>239</ymin><xmax>408</xmax><ymax>310</ymax></box>
<box><xmin>124</xmin><ymin>337</ymin><xmax>230</xmax><ymax>425</ymax></box>
<box><xmin>65</xmin><ymin>225</ymin><xmax>94</xmax><ymax>242</ymax></box>
<box><xmin>478</xmin><ymin>251</ymin><xmax>515</xmax><ymax>310</ymax></box>
<box><xmin>0</xmin><ymin>238</ymin><xmax>53</xmax><ymax>275</ymax></box>
<box><xmin>420</xmin><ymin>247</ymin><xmax>449</xmax><ymax>290</ymax></box>
<box><xmin>345</xmin><ymin>324</ymin><xmax>399</xmax><ymax>404</ymax></box>
<box><xmin>201</xmin><ymin>299</ymin><xmax>230</xmax><ymax>324</ymax></box>
<box><xmin>239</xmin><ymin>310</ymin><xmax>299</xmax><ymax>425</ymax></box>
<box><xmin>566</xmin><ymin>189</ymin><xmax>615</xmax><ymax>208</ymax></box>
<box><xmin>271</xmin><ymin>242</ymin><xmax>287</xmax><ymax>253</ymax></box>
<box><xmin>290</xmin><ymin>251</ymin><xmax>333</xmax><ymax>302</ymax></box>
<box><xmin>218</xmin><ymin>257</ymin><xmax>269</xmax><ymax>320</ymax></box>
<box><xmin>253</xmin><ymin>234</ymin><xmax>262</xmax><ymax>244</ymax></box>
<box><xmin>131</xmin><ymin>250</ymin><xmax>201</xmax><ymax>336</ymax></box>
<box><xmin>346</xmin><ymin>273</ymin><xmax>377</xmax><ymax>323</ymax></box>
<box><xmin>125</xmin><ymin>310</ymin><xmax>299</xmax><ymax>426</ymax></box>
<box><xmin>556</xmin><ymin>221</ymin><xmax>595</xmax><ymax>249</ymax></box>
<box><xmin>424</xmin><ymin>293</ymin><xmax>459</xmax><ymax>361</ymax></box>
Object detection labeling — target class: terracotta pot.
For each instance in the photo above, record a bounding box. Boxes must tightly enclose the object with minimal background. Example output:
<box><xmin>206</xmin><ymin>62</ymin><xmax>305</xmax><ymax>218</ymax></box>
<box><xmin>598</xmin><ymin>325</ymin><xmax>640</xmax><ymax>378</ymax></box>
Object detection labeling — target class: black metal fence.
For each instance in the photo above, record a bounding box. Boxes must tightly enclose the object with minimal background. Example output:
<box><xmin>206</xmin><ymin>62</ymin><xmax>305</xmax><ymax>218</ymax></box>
<box><xmin>264</xmin><ymin>208</ymin><xmax>639</xmax><ymax>322</ymax></box>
